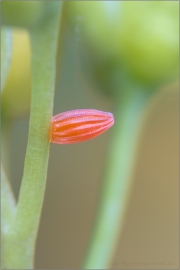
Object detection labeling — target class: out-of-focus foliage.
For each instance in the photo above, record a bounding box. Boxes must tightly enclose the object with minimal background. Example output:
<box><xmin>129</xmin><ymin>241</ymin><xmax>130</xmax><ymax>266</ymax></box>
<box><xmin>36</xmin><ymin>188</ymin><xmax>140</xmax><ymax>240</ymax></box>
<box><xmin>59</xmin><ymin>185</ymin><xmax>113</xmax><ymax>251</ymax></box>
<box><xmin>67</xmin><ymin>1</ymin><xmax>179</xmax><ymax>94</ymax></box>
<box><xmin>67</xmin><ymin>1</ymin><xmax>121</xmax><ymax>58</ymax></box>
<box><xmin>1</xmin><ymin>27</ymin><xmax>13</xmax><ymax>91</ymax></box>
<box><xmin>120</xmin><ymin>2</ymin><xmax>179</xmax><ymax>84</ymax></box>
<box><xmin>1</xmin><ymin>29</ymin><xmax>31</xmax><ymax>119</ymax></box>
<box><xmin>1</xmin><ymin>1</ymin><xmax>44</xmax><ymax>28</ymax></box>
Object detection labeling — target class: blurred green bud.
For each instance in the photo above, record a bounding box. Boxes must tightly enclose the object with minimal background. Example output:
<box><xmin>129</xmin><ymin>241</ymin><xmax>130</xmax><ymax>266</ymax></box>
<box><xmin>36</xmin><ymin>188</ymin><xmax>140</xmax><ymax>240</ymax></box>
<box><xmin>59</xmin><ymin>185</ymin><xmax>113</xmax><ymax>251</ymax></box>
<box><xmin>67</xmin><ymin>1</ymin><xmax>179</xmax><ymax>89</ymax></box>
<box><xmin>1</xmin><ymin>1</ymin><xmax>44</xmax><ymax>28</ymax></box>
<box><xmin>67</xmin><ymin>1</ymin><xmax>121</xmax><ymax>58</ymax></box>
<box><xmin>120</xmin><ymin>1</ymin><xmax>179</xmax><ymax>85</ymax></box>
<box><xmin>66</xmin><ymin>1</ymin><xmax>126</xmax><ymax>96</ymax></box>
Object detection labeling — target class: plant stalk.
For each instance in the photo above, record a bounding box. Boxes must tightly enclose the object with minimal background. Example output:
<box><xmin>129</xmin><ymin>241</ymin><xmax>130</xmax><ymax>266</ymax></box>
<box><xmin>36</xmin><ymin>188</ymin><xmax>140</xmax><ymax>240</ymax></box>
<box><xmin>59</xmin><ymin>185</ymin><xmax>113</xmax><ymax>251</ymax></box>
<box><xmin>83</xmin><ymin>88</ymin><xmax>153</xmax><ymax>269</ymax></box>
<box><xmin>2</xmin><ymin>3</ymin><xmax>62</xmax><ymax>269</ymax></box>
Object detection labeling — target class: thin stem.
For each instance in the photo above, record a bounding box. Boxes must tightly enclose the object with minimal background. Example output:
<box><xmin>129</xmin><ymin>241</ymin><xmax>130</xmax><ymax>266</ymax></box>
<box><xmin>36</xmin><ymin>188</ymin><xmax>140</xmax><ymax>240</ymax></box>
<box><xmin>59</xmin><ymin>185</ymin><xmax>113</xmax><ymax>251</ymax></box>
<box><xmin>1</xmin><ymin>165</ymin><xmax>16</xmax><ymax>269</ymax></box>
<box><xmin>1</xmin><ymin>165</ymin><xmax>16</xmax><ymax>233</ymax></box>
<box><xmin>2</xmin><ymin>3</ymin><xmax>62</xmax><ymax>269</ymax></box>
<box><xmin>83</xmin><ymin>88</ymin><xmax>153</xmax><ymax>269</ymax></box>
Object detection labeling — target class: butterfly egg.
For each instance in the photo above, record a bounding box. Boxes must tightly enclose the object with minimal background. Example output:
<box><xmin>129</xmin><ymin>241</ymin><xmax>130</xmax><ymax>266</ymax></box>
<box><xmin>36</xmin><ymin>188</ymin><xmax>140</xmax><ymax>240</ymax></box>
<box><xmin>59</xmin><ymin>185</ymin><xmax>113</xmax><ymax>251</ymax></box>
<box><xmin>51</xmin><ymin>109</ymin><xmax>114</xmax><ymax>144</ymax></box>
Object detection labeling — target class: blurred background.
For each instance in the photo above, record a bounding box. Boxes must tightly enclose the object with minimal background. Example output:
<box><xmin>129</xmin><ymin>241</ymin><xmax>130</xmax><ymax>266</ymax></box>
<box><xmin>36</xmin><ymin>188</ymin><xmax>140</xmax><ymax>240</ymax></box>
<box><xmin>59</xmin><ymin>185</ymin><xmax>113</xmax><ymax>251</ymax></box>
<box><xmin>1</xmin><ymin>1</ymin><xmax>179</xmax><ymax>269</ymax></box>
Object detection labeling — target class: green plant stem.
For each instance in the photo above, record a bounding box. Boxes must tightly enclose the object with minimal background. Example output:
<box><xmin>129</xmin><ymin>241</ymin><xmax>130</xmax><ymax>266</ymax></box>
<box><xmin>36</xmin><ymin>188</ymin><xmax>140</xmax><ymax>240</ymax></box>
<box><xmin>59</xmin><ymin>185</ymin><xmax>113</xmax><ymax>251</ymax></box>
<box><xmin>2</xmin><ymin>3</ymin><xmax>62</xmax><ymax>269</ymax></box>
<box><xmin>1</xmin><ymin>165</ymin><xmax>16</xmax><ymax>233</ymax></box>
<box><xmin>83</xmin><ymin>88</ymin><xmax>153</xmax><ymax>269</ymax></box>
<box><xmin>1</xmin><ymin>120</ymin><xmax>11</xmax><ymax>179</ymax></box>
<box><xmin>1</xmin><ymin>165</ymin><xmax>16</xmax><ymax>269</ymax></box>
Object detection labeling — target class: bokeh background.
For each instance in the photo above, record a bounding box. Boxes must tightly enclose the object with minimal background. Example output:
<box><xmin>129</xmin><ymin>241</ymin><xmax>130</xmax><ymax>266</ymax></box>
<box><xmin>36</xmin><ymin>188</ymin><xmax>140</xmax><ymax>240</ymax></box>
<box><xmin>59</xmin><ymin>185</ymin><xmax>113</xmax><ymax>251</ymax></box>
<box><xmin>1</xmin><ymin>1</ymin><xmax>179</xmax><ymax>269</ymax></box>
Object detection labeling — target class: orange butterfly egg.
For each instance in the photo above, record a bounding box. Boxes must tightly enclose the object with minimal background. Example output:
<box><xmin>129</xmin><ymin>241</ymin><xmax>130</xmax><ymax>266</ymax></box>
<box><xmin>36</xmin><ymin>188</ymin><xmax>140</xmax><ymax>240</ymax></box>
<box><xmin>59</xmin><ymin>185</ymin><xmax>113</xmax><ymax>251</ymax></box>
<box><xmin>50</xmin><ymin>109</ymin><xmax>114</xmax><ymax>144</ymax></box>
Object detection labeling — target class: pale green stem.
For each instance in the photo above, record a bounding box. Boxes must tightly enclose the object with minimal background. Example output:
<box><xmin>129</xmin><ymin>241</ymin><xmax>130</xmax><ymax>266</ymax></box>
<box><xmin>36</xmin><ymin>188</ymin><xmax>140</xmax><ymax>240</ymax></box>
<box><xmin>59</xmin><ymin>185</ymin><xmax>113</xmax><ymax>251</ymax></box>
<box><xmin>1</xmin><ymin>165</ymin><xmax>16</xmax><ymax>268</ymax></box>
<box><xmin>2</xmin><ymin>3</ymin><xmax>62</xmax><ymax>269</ymax></box>
<box><xmin>83</xmin><ymin>88</ymin><xmax>153</xmax><ymax>269</ymax></box>
<box><xmin>1</xmin><ymin>165</ymin><xmax>16</xmax><ymax>233</ymax></box>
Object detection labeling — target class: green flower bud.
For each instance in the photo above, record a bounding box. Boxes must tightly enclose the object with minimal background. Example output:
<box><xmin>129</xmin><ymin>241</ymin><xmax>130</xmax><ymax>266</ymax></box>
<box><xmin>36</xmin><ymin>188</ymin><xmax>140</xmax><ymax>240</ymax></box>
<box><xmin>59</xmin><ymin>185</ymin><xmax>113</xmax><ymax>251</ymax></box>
<box><xmin>119</xmin><ymin>1</ymin><xmax>179</xmax><ymax>85</ymax></box>
<box><xmin>67</xmin><ymin>1</ymin><xmax>121</xmax><ymax>58</ymax></box>
<box><xmin>67</xmin><ymin>1</ymin><xmax>179</xmax><ymax>90</ymax></box>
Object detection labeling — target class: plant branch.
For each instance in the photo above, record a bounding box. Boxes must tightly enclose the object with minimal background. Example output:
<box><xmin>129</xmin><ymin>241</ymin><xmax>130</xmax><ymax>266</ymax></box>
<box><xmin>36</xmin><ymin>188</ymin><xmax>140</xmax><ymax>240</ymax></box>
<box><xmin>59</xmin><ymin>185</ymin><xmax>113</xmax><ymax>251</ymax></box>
<box><xmin>83</xmin><ymin>87</ymin><xmax>153</xmax><ymax>269</ymax></box>
<box><xmin>1</xmin><ymin>3</ymin><xmax>62</xmax><ymax>269</ymax></box>
<box><xmin>1</xmin><ymin>165</ymin><xmax>16</xmax><ymax>233</ymax></box>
